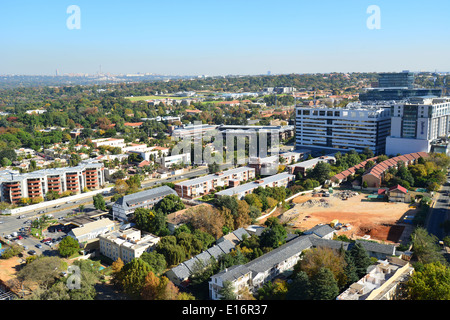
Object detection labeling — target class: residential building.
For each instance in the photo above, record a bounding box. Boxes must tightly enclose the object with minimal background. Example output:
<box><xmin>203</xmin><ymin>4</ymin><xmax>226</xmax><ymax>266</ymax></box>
<box><xmin>295</xmin><ymin>104</ymin><xmax>391</xmax><ymax>154</ymax></box>
<box><xmin>158</xmin><ymin>152</ymin><xmax>191</xmax><ymax>168</ymax></box>
<box><xmin>91</xmin><ymin>138</ymin><xmax>126</xmax><ymax>149</ymax></box>
<box><xmin>171</xmin><ymin>124</ymin><xmax>219</xmax><ymax>141</ymax></box>
<box><xmin>337</xmin><ymin>257</ymin><xmax>414</xmax><ymax>300</ymax></box>
<box><xmin>214</xmin><ymin>172</ymin><xmax>294</xmax><ymax>200</ymax></box>
<box><xmin>112</xmin><ymin>185</ymin><xmax>178</xmax><ymax>221</ymax></box>
<box><xmin>362</xmin><ymin>152</ymin><xmax>429</xmax><ymax>188</ymax></box>
<box><xmin>0</xmin><ymin>161</ymin><xmax>105</xmax><ymax>204</ymax></box>
<box><xmin>67</xmin><ymin>218</ymin><xmax>115</xmax><ymax>251</ymax></box>
<box><xmin>385</xmin><ymin>97</ymin><xmax>450</xmax><ymax>155</ymax></box>
<box><xmin>387</xmin><ymin>185</ymin><xmax>411</xmax><ymax>203</ymax></box>
<box><xmin>166</xmin><ymin>239</ymin><xmax>236</xmax><ymax>286</ymax></box>
<box><xmin>330</xmin><ymin>156</ymin><xmax>378</xmax><ymax>185</ymax></box>
<box><xmin>174</xmin><ymin>167</ymin><xmax>255</xmax><ymax>199</ymax></box>
<box><xmin>99</xmin><ymin>228</ymin><xmax>160</xmax><ymax>264</ymax></box>
<box><xmin>209</xmin><ymin>229</ymin><xmax>399</xmax><ymax>300</ymax></box>
<box><xmin>287</xmin><ymin>155</ymin><xmax>336</xmax><ymax>177</ymax></box>
<box><xmin>248</xmin><ymin>155</ymin><xmax>279</xmax><ymax>176</ymax></box>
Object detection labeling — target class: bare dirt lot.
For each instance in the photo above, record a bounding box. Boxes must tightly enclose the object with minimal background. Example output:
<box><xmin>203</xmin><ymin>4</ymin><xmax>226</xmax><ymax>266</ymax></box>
<box><xmin>276</xmin><ymin>190</ymin><xmax>418</xmax><ymax>244</ymax></box>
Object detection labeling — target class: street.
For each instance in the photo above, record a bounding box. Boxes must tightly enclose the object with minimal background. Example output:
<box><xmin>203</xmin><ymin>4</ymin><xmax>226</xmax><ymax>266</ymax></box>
<box><xmin>0</xmin><ymin>163</ymin><xmax>232</xmax><ymax>256</ymax></box>
<box><xmin>427</xmin><ymin>178</ymin><xmax>450</xmax><ymax>241</ymax></box>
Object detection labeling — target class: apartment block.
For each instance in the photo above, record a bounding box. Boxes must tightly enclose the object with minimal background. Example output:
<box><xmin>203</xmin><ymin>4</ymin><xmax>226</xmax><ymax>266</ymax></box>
<box><xmin>99</xmin><ymin>228</ymin><xmax>160</xmax><ymax>264</ymax></box>
<box><xmin>0</xmin><ymin>161</ymin><xmax>105</xmax><ymax>204</ymax></box>
<box><xmin>214</xmin><ymin>172</ymin><xmax>294</xmax><ymax>200</ymax></box>
<box><xmin>386</xmin><ymin>97</ymin><xmax>450</xmax><ymax>155</ymax></box>
<box><xmin>295</xmin><ymin>104</ymin><xmax>391</xmax><ymax>155</ymax></box>
<box><xmin>337</xmin><ymin>257</ymin><xmax>414</xmax><ymax>300</ymax></box>
<box><xmin>112</xmin><ymin>185</ymin><xmax>178</xmax><ymax>221</ymax></box>
<box><xmin>91</xmin><ymin>138</ymin><xmax>126</xmax><ymax>149</ymax></box>
<box><xmin>209</xmin><ymin>232</ymin><xmax>398</xmax><ymax>300</ymax></box>
<box><xmin>174</xmin><ymin>167</ymin><xmax>255</xmax><ymax>199</ymax></box>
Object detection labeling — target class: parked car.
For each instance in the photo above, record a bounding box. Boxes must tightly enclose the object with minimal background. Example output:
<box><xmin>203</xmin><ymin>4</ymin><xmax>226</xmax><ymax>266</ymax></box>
<box><xmin>36</xmin><ymin>244</ymin><xmax>42</xmax><ymax>249</ymax></box>
<box><xmin>28</xmin><ymin>250</ymin><xmax>36</xmax><ymax>255</ymax></box>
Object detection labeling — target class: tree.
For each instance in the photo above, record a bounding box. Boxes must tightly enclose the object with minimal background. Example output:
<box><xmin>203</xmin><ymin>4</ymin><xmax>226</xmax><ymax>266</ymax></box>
<box><xmin>188</xmin><ymin>205</ymin><xmax>225</xmax><ymax>239</ymax></box>
<box><xmin>219</xmin><ymin>281</ymin><xmax>237</xmax><ymax>300</ymax></box>
<box><xmin>153</xmin><ymin>194</ymin><xmax>185</xmax><ymax>215</ymax></box>
<box><xmin>286</xmin><ymin>271</ymin><xmax>311</xmax><ymax>300</ymax></box>
<box><xmin>411</xmin><ymin>227</ymin><xmax>445</xmax><ymax>265</ymax></box>
<box><xmin>139</xmin><ymin>252</ymin><xmax>167</xmax><ymax>276</ymax></box>
<box><xmin>114</xmin><ymin>179</ymin><xmax>129</xmax><ymax>195</ymax></box>
<box><xmin>310</xmin><ymin>267</ymin><xmax>339</xmax><ymax>300</ymax></box>
<box><xmin>294</xmin><ymin>247</ymin><xmax>347</xmax><ymax>289</ymax></box>
<box><xmin>259</xmin><ymin>217</ymin><xmax>287</xmax><ymax>249</ymax></box>
<box><xmin>134</xmin><ymin>208</ymin><xmax>155</xmax><ymax>232</ymax></box>
<box><xmin>310</xmin><ymin>161</ymin><xmax>331</xmax><ymax>184</ymax></box>
<box><xmin>17</xmin><ymin>256</ymin><xmax>66</xmax><ymax>290</ymax></box>
<box><xmin>349</xmin><ymin>243</ymin><xmax>371</xmax><ymax>278</ymax></box>
<box><xmin>58</xmin><ymin>236</ymin><xmax>80</xmax><ymax>258</ymax></box>
<box><xmin>111</xmin><ymin>258</ymin><xmax>124</xmax><ymax>288</ymax></box>
<box><xmin>119</xmin><ymin>258</ymin><xmax>152</xmax><ymax>298</ymax></box>
<box><xmin>208</xmin><ymin>161</ymin><xmax>220</xmax><ymax>174</ymax></box>
<box><xmin>93</xmin><ymin>193</ymin><xmax>106</xmax><ymax>211</ymax></box>
<box><xmin>406</xmin><ymin>262</ymin><xmax>450</xmax><ymax>300</ymax></box>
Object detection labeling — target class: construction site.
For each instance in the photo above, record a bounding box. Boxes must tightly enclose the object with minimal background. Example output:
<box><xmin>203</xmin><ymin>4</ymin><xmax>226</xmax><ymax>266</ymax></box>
<box><xmin>277</xmin><ymin>189</ymin><xmax>418</xmax><ymax>245</ymax></box>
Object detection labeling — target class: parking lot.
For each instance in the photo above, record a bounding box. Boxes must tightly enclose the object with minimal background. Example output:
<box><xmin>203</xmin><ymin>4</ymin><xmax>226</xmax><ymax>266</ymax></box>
<box><xmin>2</xmin><ymin>220</ymin><xmax>72</xmax><ymax>256</ymax></box>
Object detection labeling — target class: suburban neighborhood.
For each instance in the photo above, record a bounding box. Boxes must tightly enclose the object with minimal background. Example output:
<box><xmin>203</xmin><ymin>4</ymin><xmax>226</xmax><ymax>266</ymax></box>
<box><xmin>1</xmin><ymin>2</ymin><xmax>450</xmax><ymax>313</ymax></box>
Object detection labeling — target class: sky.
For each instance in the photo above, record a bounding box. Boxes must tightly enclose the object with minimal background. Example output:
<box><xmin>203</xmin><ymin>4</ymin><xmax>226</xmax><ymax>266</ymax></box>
<box><xmin>0</xmin><ymin>0</ymin><xmax>449</xmax><ymax>76</ymax></box>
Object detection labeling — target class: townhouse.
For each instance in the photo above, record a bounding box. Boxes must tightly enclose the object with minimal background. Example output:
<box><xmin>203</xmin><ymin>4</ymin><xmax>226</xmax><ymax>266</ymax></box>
<box><xmin>362</xmin><ymin>152</ymin><xmax>429</xmax><ymax>188</ymax></box>
<box><xmin>174</xmin><ymin>167</ymin><xmax>256</xmax><ymax>199</ymax></box>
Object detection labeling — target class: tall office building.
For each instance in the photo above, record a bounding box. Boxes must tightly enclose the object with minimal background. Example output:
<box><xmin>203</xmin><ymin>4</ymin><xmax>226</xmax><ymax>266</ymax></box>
<box><xmin>385</xmin><ymin>97</ymin><xmax>450</xmax><ymax>155</ymax></box>
<box><xmin>295</xmin><ymin>104</ymin><xmax>391</xmax><ymax>155</ymax></box>
<box><xmin>378</xmin><ymin>71</ymin><xmax>414</xmax><ymax>89</ymax></box>
<box><xmin>360</xmin><ymin>71</ymin><xmax>442</xmax><ymax>102</ymax></box>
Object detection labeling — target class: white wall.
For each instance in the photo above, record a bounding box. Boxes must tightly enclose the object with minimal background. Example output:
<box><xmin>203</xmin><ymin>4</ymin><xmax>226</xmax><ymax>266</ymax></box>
<box><xmin>385</xmin><ymin>137</ymin><xmax>430</xmax><ymax>156</ymax></box>
<box><xmin>1</xmin><ymin>187</ymin><xmax>113</xmax><ymax>216</ymax></box>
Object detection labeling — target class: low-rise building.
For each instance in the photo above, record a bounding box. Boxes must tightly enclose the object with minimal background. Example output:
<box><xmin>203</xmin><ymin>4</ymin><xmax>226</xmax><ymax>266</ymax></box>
<box><xmin>174</xmin><ymin>167</ymin><xmax>255</xmax><ymax>199</ymax></box>
<box><xmin>337</xmin><ymin>257</ymin><xmax>414</xmax><ymax>300</ymax></box>
<box><xmin>214</xmin><ymin>172</ymin><xmax>294</xmax><ymax>200</ymax></box>
<box><xmin>112</xmin><ymin>185</ymin><xmax>178</xmax><ymax>221</ymax></box>
<box><xmin>287</xmin><ymin>155</ymin><xmax>336</xmax><ymax>177</ymax></box>
<box><xmin>208</xmin><ymin>226</ymin><xmax>399</xmax><ymax>300</ymax></box>
<box><xmin>67</xmin><ymin>218</ymin><xmax>115</xmax><ymax>251</ymax></box>
<box><xmin>99</xmin><ymin>228</ymin><xmax>160</xmax><ymax>264</ymax></box>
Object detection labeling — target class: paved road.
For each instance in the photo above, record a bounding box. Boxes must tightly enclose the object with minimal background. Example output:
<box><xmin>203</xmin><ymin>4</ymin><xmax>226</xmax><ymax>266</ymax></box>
<box><xmin>427</xmin><ymin>178</ymin><xmax>450</xmax><ymax>241</ymax></box>
<box><xmin>0</xmin><ymin>163</ymin><xmax>232</xmax><ymax>255</ymax></box>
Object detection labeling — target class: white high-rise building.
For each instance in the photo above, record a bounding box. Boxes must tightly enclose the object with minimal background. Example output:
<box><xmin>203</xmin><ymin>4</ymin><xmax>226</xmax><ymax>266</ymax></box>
<box><xmin>295</xmin><ymin>104</ymin><xmax>391</xmax><ymax>155</ymax></box>
<box><xmin>385</xmin><ymin>97</ymin><xmax>450</xmax><ymax>155</ymax></box>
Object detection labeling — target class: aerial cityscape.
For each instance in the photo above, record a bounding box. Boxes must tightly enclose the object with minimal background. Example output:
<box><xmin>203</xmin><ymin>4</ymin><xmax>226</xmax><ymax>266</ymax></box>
<box><xmin>1</xmin><ymin>0</ymin><xmax>450</xmax><ymax>313</ymax></box>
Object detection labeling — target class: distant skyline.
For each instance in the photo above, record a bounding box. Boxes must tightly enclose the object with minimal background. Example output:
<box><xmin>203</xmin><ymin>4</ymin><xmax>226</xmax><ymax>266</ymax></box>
<box><xmin>1</xmin><ymin>0</ymin><xmax>449</xmax><ymax>76</ymax></box>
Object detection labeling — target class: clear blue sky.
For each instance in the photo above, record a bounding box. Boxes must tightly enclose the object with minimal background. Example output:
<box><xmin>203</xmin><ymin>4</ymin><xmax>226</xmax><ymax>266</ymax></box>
<box><xmin>0</xmin><ymin>0</ymin><xmax>449</xmax><ymax>75</ymax></box>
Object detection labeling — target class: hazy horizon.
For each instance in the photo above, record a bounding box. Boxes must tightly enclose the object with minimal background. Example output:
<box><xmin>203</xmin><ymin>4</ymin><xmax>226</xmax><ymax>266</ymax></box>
<box><xmin>1</xmin><ymin>0</ymin><xmax>449</xmax><ymax>76</ymax></box>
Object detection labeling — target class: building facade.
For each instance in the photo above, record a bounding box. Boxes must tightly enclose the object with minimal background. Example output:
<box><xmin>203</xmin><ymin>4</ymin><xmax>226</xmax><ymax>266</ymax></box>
<box><xmin>99</xmin><ymin>228</ymin><xmax>160</xmax><ymax>264</ymax></box>
<box><xmin>174</xmin><ymin>167</ymin><xmax>255</xmax><ymax>199</ymax></box>
<box><xmin>295</xmin><ymin>104</ymin><xmax>391</xmax><ymax>155</ymax></box>
<box><xmin>214</xmin><ymin>172</ymin><xmax>295</xmax><ymax>200</ymax></box>
<box><xmin>386</xmin><ymin>97</ymin><xmax>450</xmax><ymax>155</ymax></box>
<box><xmin>112</xmin><ymin>185</ymin><xmax>178</xmax><ymax>221</ymax></box>
<box><xmin>0</xmin><ymin>161</ymin><xmax>105</xmax><ymax>204</ymax></box>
